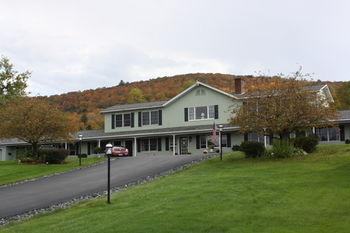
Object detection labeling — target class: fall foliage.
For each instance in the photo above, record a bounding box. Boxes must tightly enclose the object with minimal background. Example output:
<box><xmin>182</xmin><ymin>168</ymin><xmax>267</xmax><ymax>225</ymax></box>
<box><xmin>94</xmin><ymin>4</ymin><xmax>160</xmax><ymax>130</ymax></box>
<box><xmin>232</xmin><ymin>73</ymin><xmax>338</xmax><ymax>139</ymax></box>
<box><xmin>36</xmin><ymin>73</ymin><xmax>348</xmax><ymax>130</ymax></box>
<box><xmin>0</xmin><ymin>98</ymin><xmax>78</xmax><ymax>156</ymax></box>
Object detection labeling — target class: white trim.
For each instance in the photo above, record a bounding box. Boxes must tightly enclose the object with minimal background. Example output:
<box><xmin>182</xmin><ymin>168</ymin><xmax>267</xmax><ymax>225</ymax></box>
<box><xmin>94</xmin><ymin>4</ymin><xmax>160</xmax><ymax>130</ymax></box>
<box><xmin>69</xmin><ymin>126</ymin><xmax>240</xmax><ymax>141</ymax></box>
<box><xmin>163</xmin><ymin>81</ymin><xmax>239</xmax><ymax>107</ymax></box>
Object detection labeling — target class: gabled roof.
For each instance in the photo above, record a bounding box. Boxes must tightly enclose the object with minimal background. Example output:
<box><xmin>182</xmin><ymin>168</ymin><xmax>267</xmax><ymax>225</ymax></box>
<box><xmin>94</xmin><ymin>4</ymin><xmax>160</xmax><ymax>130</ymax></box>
<box><xmin>101</xmin><ymin>81</ymin><xmax>238</xmax><ymax>113</ymax></box>
<box><xmin>162</xmin><ymin>81</ymin><xmax>239</xmax><ymax>107</ymax></box>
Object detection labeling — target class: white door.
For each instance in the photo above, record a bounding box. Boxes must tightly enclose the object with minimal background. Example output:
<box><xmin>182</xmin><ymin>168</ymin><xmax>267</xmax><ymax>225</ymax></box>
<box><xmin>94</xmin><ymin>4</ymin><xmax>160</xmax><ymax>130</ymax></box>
<box><xmin>0</xmin><ymin>149</ymin><xmax>3</xmax><ymax>161</ymax></box>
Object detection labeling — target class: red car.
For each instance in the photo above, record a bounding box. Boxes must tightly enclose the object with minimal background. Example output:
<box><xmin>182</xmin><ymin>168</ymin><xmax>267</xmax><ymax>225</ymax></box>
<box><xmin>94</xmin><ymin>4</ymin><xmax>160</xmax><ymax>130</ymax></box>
<box><xmin>111</xmin><ymin>146</ymin><xmax>129</xmax><ymax>157</ymax></box>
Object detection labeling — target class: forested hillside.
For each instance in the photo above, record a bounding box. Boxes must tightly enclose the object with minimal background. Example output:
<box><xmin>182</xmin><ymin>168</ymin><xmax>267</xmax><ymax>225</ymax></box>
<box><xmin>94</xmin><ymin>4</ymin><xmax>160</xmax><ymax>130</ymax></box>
<box><xmin>38</xmin><ymin>73</ymin><xmax>349</xmax><ymax>130</ymax></box>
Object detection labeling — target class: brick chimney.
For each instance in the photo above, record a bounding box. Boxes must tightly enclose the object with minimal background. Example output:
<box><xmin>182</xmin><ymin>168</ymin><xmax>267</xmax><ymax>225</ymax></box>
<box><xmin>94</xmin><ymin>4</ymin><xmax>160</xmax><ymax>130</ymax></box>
<box><xmin>234</xmin><ymin>78</ymin><xmax>244</xmax><ymax>94</ymax></box>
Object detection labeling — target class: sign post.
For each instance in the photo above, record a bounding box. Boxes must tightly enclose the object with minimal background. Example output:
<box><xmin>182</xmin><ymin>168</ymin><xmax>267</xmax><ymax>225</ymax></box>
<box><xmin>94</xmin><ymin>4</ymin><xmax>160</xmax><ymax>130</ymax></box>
<box><xmin>105</xmin><ymin>143</ymin><xmax>113</xmax><ymax>204</ymax></box>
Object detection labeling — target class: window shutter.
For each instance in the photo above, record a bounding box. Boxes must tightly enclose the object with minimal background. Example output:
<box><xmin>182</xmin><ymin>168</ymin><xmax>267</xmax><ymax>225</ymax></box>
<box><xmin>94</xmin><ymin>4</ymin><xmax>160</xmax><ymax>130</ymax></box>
<box><xmin>196</xmin><ymin>135</ymin><xmax>200</xmax><ymax>149</ymax></box>
<box><xmin>227</xmin><ymin>133</ymin><xmax>231</xmax><ymax>147</ymax></box>
<box><xmin>165</xmin><ymin>137</ymin><xmax>169</xmax><ymax>151</ymax></box>
<box><xmin>340</xmin><ymin>125</ymin><xmax>345</xmax><ymax>141</ymax></box>
<box><xmin>214</xmin><ymin>105</ymin><xmax>219</xmax><ymax>119</ymax></box>
<box><xmin>138</xmin><ymin>112</ymin><xmax>142</xmax><ymax>127</ymax></box>
<box><xmin>111</xmin><ymin>114</ymin><xmax>115</xmax><ymax>129</ymax></box>
<box><xmin>184</xmin><ymin>108</ymin><xmax>188</xmax><ymax>122</ymax></box>
<box><xmin>158</xmin><ymin>138</ymin><xmax>162</xmax><ymax>151</ymax></box>
<box><xmin>137</xmin><ymin>139</ymin><xmax>141</xmax><ymax>152</ymax></box>
<box><xmin>158</xmin><ymin>110</ymin><xmax>162</xmax><ymax>125</ymax></box>
<box><xmin>131</xmin><ymin>112</ymin><xmax>135</xmax><ymax>128</ymax></box>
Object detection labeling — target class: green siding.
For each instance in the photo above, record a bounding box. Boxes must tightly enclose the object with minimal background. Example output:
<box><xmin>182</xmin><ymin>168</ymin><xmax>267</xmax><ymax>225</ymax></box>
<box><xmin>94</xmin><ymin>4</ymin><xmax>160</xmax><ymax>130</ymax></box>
<box><xmin>104</xmin><ymin>85</ymin><xmax>241</xmax><ymax>133</ymax></box>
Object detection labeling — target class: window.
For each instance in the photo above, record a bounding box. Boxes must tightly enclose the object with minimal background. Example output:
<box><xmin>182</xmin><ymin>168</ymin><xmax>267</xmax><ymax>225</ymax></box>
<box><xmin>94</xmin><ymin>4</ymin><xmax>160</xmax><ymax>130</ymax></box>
<box><xmin>141</xmin><ymin>139</ymin><xmax>149</xmax><ymax>151</ymax></box>
<box><xmin>123</xmin><ymin>113</ymin><xmax>131</xmax><ymax>127</ymax></box>
<box><xmin>208</xmin><ymin>105</ymin><xmax>215</xmax><ymax>119</ymax></box>
<box><xmin>151</xmin><ymin>111</ymin><xmax>159</xmax><ymax>125</ymax></box>
<box><xmin>189</xmin><ymin>107</ymin><xmax>195</xmax><ymax>120</ymax></box>
<box><xmin>196</xmin><ymin>106</ymin><xmax>208</xmax><ymax>119</ymax></box>
<box><xmin>221</xmin><ymin>134</ymin><xmax>227</xmax><ymax>147</ymax></box>
<box><xmin>329</xmin><ymin>128</ymin><xmax>340</xmax><ymax>141</ymax></box>
<box><xmin>316</xmin><ymin>128</ymin><xmax>328</xmax><ymax>141</ymax></box>
<box><xmin>200</xmin><ymin>135</ymin><xmax>207</xmax><ymax>148</ymax></box>
<box><xmin>247</xmin><ymin>133</ymin><xmax>266</xmax><ymax>143</ymax></box>
<box><xmin>316</xmin><ymin>127</ymin><xmax>340</xmax><ymax>141</ymax></box>
<box><xmin>188</xmin><ymin>106</ymin><xmax>216</xmax><ymax>121</ymax></box>
<box><xmin>150</xmin><ymin>138</ymin><xmax>157</xmax><ymax>151</ymax></box>
<box><xmin>142</xmin><ymin>112</ymin><xmax>150</xmax><ymax>125</ymax></box>
<box><xmin>115</xmin><ymin>114</ymin><xmax>122</xmax><ymax>127</ymax></box>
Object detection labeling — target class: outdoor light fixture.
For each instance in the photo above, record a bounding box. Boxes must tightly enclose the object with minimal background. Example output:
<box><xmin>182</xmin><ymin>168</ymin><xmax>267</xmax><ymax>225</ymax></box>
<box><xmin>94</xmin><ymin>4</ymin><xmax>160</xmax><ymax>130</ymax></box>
<box><xmin>105</xmin><ymin>143</ymin><xmax>113</xmax><ymax>204</ymax></box>
<box><xmin>218</xmin><ymin>124</ymin><xmax>224</xmax><ymax>161</ymax></box>
<box><xmin>78</xmin><ymin>134</ymin><xmax>83</xmax><ymax>166</ymax></box>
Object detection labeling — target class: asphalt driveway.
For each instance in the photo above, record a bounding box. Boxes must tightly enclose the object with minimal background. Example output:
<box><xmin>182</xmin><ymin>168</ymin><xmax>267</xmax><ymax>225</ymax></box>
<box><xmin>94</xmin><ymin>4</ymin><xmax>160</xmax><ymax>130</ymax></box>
<box><xmin>0</xmin><ymin>154</ymin><xmax>205</xmax><ymax>219</ymax></box>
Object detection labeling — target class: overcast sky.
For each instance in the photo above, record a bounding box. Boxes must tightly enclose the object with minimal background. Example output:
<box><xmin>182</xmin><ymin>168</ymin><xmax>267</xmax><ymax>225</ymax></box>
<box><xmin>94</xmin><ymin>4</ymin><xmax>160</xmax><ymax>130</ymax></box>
<box><xmin>1</xmin><ymin>0</ymin><xmax>349</xmax><ymax>96</ymax></box>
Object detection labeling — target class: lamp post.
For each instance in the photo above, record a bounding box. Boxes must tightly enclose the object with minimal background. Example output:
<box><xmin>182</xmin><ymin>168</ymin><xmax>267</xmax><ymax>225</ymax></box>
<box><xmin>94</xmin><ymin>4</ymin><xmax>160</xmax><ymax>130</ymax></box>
<box><xmin>105</xmin><ymin>143</ymin><xmax>113</xmax><ymax>204</ymax></box>
<box><xmin>218</xmin><ymin>124</ymin><xmax>224</xmax><ymax>161</ymax></box>
<box><xmin>78</xmin><ymin>134</ymin><xmax>83</xmax><ymax>166</ymax></box>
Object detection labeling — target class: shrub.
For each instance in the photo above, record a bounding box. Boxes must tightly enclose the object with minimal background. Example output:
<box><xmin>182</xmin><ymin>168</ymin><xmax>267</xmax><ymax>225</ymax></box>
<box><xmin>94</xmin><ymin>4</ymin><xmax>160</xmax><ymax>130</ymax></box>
<box><xmin>232</xmin><ymin>145</ymin><xmax>241</xmax><ymax>151</ymax></box>
<box><xmin>270</xmin><ymin>141</ymin><xmax>296</xmax><ymax>158</ymax></box>
<box><xmin>345</xmin><ymin>139</ymin><xmax>350</xmax><ymax>144</ymax></box>
<box><xmin>240</xmin><ymin>141</ymin><xmax>265</xmax><ymax>158</ymax></box>
<box><xmin>94</xmin><ymin>147</ymin><xmax>104</xmax><ymax>154</ymax></box>
<box><xmin>294</xmin><ymin>135</ymin><xmax>319</xmax><ymax>153</ymax></box>
<box><xmin>39</xmin><ymin>149</ymin><xmax>69</xmax><ymax>164</ymax></box>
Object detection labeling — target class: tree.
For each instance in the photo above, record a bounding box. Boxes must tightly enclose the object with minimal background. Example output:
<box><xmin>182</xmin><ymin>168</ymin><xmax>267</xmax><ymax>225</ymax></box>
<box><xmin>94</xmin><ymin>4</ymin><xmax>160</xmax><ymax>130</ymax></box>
<box><xmin>127</xmin><ymin>87</ymin><xmax>145</xmax><ymax>103</ymax></box>
<box><xmin>118</xmin><ymin>80</ymin><xmax>126</xmax><ymax>86</ymax></box>
<box><xmin>0</xmin><ymin>56</ymin><xmax>29</xmax><ymax>105</ymax></box>
<box><xmin>232</xmin><ymin>73</ymin><xmax>338</xmax><ymax>139</ymax></box>
<box><xmin>335</xmin><ymin>81</ymin><xmax>350</xmax><ymax>110</ymax></box>
<box><xmin>0</xmin><ymin>98</ymin><xmax>77</xmax><ymax>158</ymax></box>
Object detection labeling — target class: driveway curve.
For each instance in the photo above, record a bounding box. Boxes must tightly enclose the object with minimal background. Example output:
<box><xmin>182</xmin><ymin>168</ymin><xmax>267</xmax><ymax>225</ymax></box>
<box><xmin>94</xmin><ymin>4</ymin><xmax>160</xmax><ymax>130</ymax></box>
<box><xmin>0</xmin><ymin>154</ymin><xmax>205</xmax><ymax>218</ymax></box>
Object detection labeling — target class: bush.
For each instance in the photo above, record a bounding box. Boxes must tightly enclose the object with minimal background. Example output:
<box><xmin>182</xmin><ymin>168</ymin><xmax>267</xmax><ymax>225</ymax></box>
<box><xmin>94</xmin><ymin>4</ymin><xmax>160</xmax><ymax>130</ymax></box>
<box><xmin>94</xmin><ymin>147</ymin><xmax>104</xmax><ymax>154</ymax></box>
<box><xmin>345</xmin><ymin>139</ymin><xmax>350</xmax><ymax>144</ymax></box>
<box><xmin>232</xmin><ymin>145</ymin><xmax>241</xmax><ymax>151</ymax></box>
<box><xmin>39</xmin><ymin>149</ymin><xmax>69</xmax><ymax>164</ymax></box>
<box><xmin>240</xmin><ymin>141</ymin><xmax>265</xmax><ymax>158</ymax></box>
<box><xmin>294</xmin><ymin>135</ymin><xmax>319</xmax><ymax>153</ymax></box>
<box><xmin>269</xmin><ymin>141</ymin><xmax>298</xmax><ymax>158</ymax></box>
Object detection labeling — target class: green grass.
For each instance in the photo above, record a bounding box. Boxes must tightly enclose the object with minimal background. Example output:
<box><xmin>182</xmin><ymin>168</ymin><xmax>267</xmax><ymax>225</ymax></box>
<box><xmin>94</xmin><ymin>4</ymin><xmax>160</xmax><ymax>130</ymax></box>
<box><xmin>2</xmin><ymin>144</ymin><xmax>350</xmax><ymax>233</ymax></box>
<box><xmin>0</xmin><ymin>156</ymin><xmax>105</xmax><ymax>186</ymax></box>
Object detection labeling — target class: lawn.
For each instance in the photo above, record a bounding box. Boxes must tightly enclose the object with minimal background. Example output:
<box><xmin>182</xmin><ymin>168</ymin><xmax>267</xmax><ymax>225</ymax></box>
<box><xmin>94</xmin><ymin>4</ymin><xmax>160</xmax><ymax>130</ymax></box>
<box><xmin>0</xmin><ymin>156</ymin><xmax>105</xmax><ymax>186</ymax></box>
<box><xmin>1</xmin><ymin>144</ymin><xmax>350</xmax><ymax>233</ymax></box>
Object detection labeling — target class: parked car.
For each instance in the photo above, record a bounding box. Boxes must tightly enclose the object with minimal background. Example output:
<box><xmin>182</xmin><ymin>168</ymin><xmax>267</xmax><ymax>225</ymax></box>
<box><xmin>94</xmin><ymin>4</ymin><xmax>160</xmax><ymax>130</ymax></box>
<box><xmin>111</xmin><ymin>146</ymin><xmax>129</xmax><ymax>157</ymax></box>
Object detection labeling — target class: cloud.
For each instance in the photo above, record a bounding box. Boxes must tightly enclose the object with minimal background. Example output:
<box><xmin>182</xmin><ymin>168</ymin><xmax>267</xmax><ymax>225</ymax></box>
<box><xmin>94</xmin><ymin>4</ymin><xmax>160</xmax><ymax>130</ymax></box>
<box><xmin>0</xmin><ymin>0</ymin><xmax>349</xmax><ymax>96</ymax></box>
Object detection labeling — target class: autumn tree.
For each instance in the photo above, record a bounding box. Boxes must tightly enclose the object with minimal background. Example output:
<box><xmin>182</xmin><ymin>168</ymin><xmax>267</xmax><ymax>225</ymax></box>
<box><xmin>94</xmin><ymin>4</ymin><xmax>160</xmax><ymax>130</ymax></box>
<box><xmin>127</xmin><ymin>87</ymin><xmax>145</xmax><ymax>103</ymax></box>
<box><xmin>0</xmin><ymin>56</ymin><xmax>29</xmax><ymax>105</ymax></box>
<box><xmin>232</xmin><ymin>72</ymin><xmax>338</xmax><ymax>139</ymax></box>
<box><xmin>335</xmin><ymin>81</ymin><xmax>350</xmax><ymax>110</ymax></box>
<box><xmin>0</xmin><ymin>98</ymin><xmax>78</xmax><ymax>157</ymax></box>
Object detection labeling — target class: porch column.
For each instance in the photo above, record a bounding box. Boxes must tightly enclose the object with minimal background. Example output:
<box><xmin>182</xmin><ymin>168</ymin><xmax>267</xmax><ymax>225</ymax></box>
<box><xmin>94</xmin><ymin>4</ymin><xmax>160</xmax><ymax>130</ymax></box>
<box><xmin>173</xmin><ymin>134</ymin><xmax>176</xmax><ymax>156</ymax></box>
<box><xmin>312</xmin><ymin>127</ymin><xmax>316</xmax><ymax>134</ymax></box>
<box><xmin>134</xmin><ymin>137</ymin><xmax>137</xmax><ymax>157</ymax></box>
<box><xmin>97</xmin><ymin>139</ymin><xmax>101</xmax><ymax>148</ymax></box>
<box><xmin>64</xmin><ymin>142</ymin><xmax>68</xmax><ymax>150</ymax></box>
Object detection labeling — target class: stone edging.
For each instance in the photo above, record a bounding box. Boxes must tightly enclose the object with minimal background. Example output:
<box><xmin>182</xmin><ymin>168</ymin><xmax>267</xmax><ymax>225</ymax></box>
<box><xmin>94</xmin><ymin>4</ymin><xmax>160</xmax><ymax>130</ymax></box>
<box><xmin>0</xmin><ymin>157</ymin><xmax>108</xmax><ymax>189</ymax></box>
<box><xmin>0</xmin><ymin>154</ymin><xmax>217</xmax><ymax>226</ymax></box>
